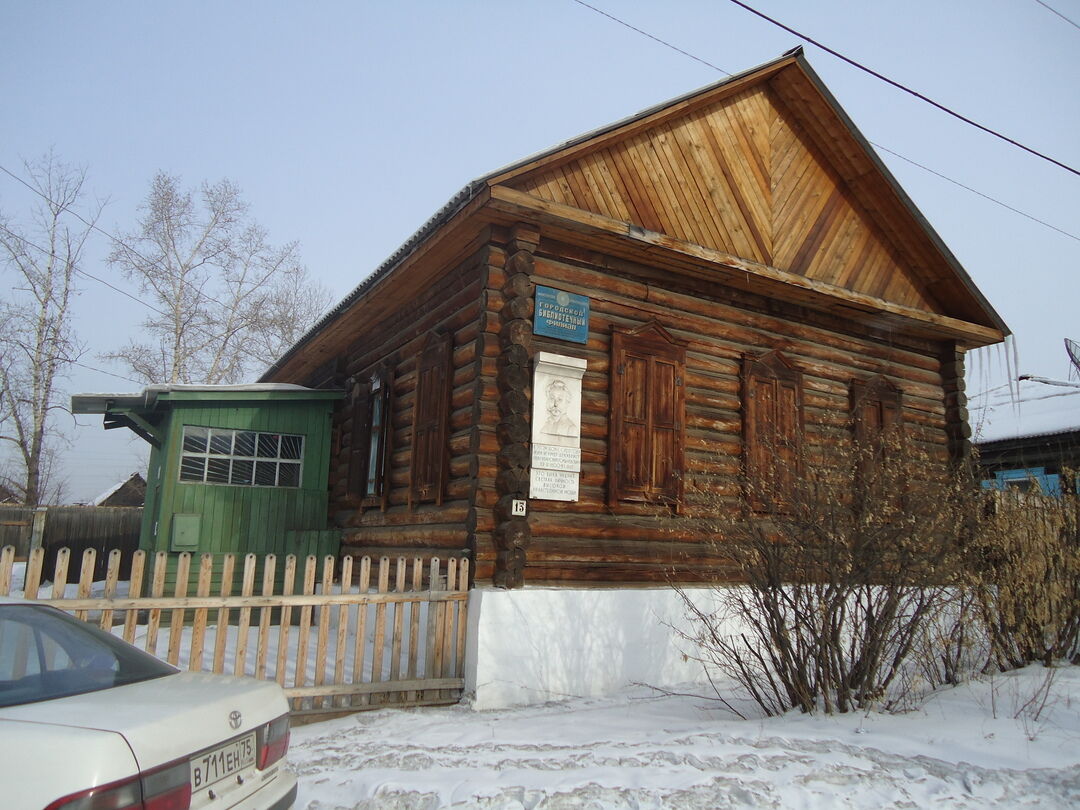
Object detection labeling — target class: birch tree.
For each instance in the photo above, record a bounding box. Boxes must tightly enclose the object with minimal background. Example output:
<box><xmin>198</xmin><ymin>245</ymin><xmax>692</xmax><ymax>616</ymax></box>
<box><xmin>0</xmin><ymin>154</ymin><xmax>98</xmax><ymax>505</ymax></box>
<box><xmin>105</xmin><ymin>172</ymin><xmax>330</xmax><ymax>385</ymax></box>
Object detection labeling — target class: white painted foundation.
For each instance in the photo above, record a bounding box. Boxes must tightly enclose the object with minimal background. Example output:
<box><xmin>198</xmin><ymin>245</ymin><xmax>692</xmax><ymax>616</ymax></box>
<box><xmin>464</xmin><ymin>587</ymin><xmax>718</xmax><ymax>710</ymax></box>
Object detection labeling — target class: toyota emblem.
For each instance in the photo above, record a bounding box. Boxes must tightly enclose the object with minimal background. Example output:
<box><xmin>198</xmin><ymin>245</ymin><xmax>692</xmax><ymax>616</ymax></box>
<box><xmin>229</xmin><ymin>710</ymin><xmax>242</xmax><ymax>730</ymax></box>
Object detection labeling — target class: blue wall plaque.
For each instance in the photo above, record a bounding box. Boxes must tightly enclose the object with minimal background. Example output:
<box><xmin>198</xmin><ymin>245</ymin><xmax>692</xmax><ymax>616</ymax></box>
<box><xmin>534</xmin><ymin>286</ymin><xmax>589</xmax><ymax>344</ymax></box>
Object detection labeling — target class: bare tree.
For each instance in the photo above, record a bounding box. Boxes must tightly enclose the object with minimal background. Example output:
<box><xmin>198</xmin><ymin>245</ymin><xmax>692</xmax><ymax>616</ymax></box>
<box><xmin>105</xmin><ymin>173</ymin><xmax>331</xmax><ymax>385</ymax></box>
<box><xmin>0</xmin><ymin>153</ymin><xmax>98</xmax><ymax>505</ymax></box>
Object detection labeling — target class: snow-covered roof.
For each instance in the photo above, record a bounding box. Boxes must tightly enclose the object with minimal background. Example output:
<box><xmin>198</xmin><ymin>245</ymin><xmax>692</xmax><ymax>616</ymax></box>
<box><xmin>970</xmin><ymin>379</ymin><xmax>1080</xmax><ymax>444</ymax></box>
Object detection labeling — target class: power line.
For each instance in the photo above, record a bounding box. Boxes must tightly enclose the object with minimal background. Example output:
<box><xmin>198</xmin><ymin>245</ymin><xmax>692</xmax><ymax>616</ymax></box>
<box><xmin>723</xmin><ymin>0</ymin><xmax>1079</xmax><ymax>177</ymax></box>
<box><xmin>0</xmin><ymin>221</ymin><xmax>171</xmax><ymax>316</ymax></box>
<box><xmin>1032</xmin><ymin>0</ymin><xmax>1080</xmax><ymax>31</ymax></box>
<box><xmin>0</xmin><ymin>163</ymin><xmax>239</xmax><ymax>316</ymax></box>
<box><xmin>570</xmin><ymin>0</ymin><xmax>1080</xmax><ymax>243</ymax></box>
<box><xmin>572</xmin><ymin>0</ymin><xmax>732</xmax><ymax>75</ymax></box>
<box><xmin>871</xmin><ymin>144</ymin><xmax>1080</xmax><ymax>244</ymax></box>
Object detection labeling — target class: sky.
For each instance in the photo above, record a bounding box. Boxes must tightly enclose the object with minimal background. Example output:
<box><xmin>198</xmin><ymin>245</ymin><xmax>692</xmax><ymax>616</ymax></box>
<box><xmin>2</xmin><ymin>0</ymin><xmax>1078</xmax><ymax>503</ymax></box>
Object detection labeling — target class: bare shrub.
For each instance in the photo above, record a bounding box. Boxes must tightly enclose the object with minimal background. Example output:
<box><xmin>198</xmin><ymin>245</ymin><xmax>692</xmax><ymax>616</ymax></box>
<box><xmin>674</xmin><ymin>430</ymin><xmax>980</xmax><ymax>716</ymax></box>
<box><xmin>969</xmin><ymin>474</ymin><xmax>1080</xmax><ymax>670</ymax></box>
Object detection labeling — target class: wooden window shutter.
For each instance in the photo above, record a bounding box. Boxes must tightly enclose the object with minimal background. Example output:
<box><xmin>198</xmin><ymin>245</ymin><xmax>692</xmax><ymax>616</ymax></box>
<box><xmin>346</xmin><ymin>383</ymin><xmax>371</xmax><ymax>499</ymax></box>
<box><xmin>411</xmin><ymin>333</ymin><xmax>451</xmax><ymax>506</ymax></box>
<box><xmin>345</xmin><ymin>364</ymin><xmax>395</xmax><ymax>509</ymax></box>
<box><xmin>742</xmin><ymin>351</ymin><xmax>803</xmax><ymax>510</ymax></box>
<box><xmin>609</xmin><ymin>323</ymin><xmax>686</xmax><ymax>509</ymax></box>
<box><xmin>851</xmin><ymin>376</ymin><xmax>904</xmax><ymax>444</ymax></box>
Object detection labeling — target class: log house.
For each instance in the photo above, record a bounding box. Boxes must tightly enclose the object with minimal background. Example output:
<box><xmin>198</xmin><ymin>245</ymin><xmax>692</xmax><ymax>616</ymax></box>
<box><xmin>261</xmin><ymin>50</ymin><xmax>1007</xmax><ymax>588</ymax></box>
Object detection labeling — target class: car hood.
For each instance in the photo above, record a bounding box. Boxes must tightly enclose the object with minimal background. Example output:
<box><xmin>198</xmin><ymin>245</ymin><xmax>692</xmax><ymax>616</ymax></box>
<box><xmin>0</xmin><ymin>671</ymin><xmax>289</xmax><ymax>770</ymax></box>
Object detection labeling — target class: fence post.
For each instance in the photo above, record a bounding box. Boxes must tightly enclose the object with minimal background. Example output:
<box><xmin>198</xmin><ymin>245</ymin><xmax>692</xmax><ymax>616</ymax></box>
<box><xmin>29</xmin><ymin>506</ymin><xmax>48</xmax><ymax>552</ymax></box>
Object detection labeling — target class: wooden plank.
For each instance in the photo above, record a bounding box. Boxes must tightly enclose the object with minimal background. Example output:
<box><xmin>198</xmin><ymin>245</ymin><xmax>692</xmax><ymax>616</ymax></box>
<box><xmin>213</xmin><ymin>554</ymin><xmax>236</xmax><ymax>675</ymax></box>
<box><xmin>0</xmin><ymin>545</ymin><xmax>13</xmax><ymax>595</ymax></box>
<box><xmin>390</xmin><ymin>558</ymin><xmax>406</xmax><ymax>682</ymax></box>
<box><xmin>275</xmin><ymin>555</ymin><xmax>297</xmax><ymax>687</ymax></box>
<box><xmin>351</xmin><ymin>555</ymin><xmax>372</xmax><ymax>708</ymax></box>
<box><xmin>144</xmin><ymin>552</ymin><xmax>168</xmax><ymax>657</ymax></box>
<box><xmin>189</xmin><ymin>554</ymin><xmax>213</xmax><ymax>671</ymax></box>
<box><xmin>167</xmin><ymin>552</ymin><xmax>191</xmax><ymax>667</ymax></box>
<box><xmin>334</xmin><ymin>556</ymin><xmax>353</xmax><ymax>709</ymax></box>
<box><xmin>74</xmin><ymin>549</ymin><xmax>94</xmax><ymax>621</ymax></box>
<box><xmin>370</xmin><ymin>557</ymin><xmax>390</xmax><ymax>705</ymax></box>
<box><xmin>234</xmin><ymin>554</ymin><xmax>257</xmax><ymax>677</ymax></box>
<box><xmin>293</xmin><ymin>555</ymin><xmax>317</xmax><ymax>690</ymax></box>
<box><xmin>255</xmin><ymin>555</ymin><xmax>277</xmax><ymax>680</ymax></box>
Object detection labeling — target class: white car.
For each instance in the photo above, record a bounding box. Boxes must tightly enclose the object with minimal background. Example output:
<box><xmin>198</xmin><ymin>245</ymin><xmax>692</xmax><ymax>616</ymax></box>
<box><xmin>0</xmin><ymin>597</ymin><xmax>297</xmax><ymax>810</ymax></box>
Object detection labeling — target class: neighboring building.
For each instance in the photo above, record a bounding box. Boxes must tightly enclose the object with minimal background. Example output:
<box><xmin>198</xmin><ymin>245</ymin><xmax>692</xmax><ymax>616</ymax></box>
<box><xmin>72</xmin><ymin>384</ymin><xmax>343</xmax><ymax>564</ymax></box>
<box><xmin>88</xmin><ymin>472</ymin><xmax>147</xmax><ymax>507</ymax></box>
<box><xmin>974</xmin><ymin>382</ymin><xmax>1080</xmax><ymax>495</ymax></box>
<box><xmin>261</xmin><ymin>49</ymin><xmax>1008</xmax><ymax>591</ymax></box>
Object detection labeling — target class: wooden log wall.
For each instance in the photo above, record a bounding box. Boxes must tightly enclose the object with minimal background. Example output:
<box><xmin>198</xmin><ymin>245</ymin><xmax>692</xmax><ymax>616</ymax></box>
<box><xmin>470</xmin><ymin>231</ymin><xmax>959</xmax><ymax>586</ymax></box>
<box><xmin>329</xmin><ymin>243</ymin><xmax>496</xmax><ymax>567</ymax></box>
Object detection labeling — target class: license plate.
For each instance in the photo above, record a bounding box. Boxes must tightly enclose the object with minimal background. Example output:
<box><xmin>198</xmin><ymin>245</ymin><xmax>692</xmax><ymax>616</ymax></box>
<box><xmin>191</xmin><ymin>733</ymin><xmax>256</xmax><ymax>791</ymax></box>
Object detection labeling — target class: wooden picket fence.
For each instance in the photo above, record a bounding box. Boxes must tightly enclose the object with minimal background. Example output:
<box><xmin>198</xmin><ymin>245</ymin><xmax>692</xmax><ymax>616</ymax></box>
<box><xmin>0</xmin><ymin>545</ymin><xmax>470</xmax><ymax>719</ymax></box>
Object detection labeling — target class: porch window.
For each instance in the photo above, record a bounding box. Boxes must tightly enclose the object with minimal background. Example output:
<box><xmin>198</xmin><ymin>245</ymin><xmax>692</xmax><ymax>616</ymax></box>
<box><xmin>411</xmin><ymin>332</ymin><xmax>452</xmax><ymax>506</ymax></box>
<box><xmin>179</xmin><ymin>426</ymin><xmax>303</xmax><ymax>488</ymax></box>
<box><xmin>742</xmin><ymin>350</ymin><xmax>803</xmax><ymax>509</ymax></box>
<box><xmin>608</xmin><ymin>322</ymin><xmax>686</xmax><ymax>508</ymax></box>
<box><xmin>347</xmin><ymin>365</ymin><xmax>394</xmax><ymax>507</ymax></box>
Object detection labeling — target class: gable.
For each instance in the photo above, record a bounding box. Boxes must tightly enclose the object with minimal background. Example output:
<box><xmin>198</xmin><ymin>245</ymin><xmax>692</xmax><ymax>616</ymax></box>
<box><xmin>506</xmin><ymin>83</ymin><xmax>939</xmax><ymax>315</ymax></box>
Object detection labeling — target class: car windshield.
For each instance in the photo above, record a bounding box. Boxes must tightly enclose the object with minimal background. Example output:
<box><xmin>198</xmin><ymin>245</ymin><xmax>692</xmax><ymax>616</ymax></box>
<box><xmin>0</xmin><ymin>604</ymin><xmax>176</xmax><ymax>708</ymax></box>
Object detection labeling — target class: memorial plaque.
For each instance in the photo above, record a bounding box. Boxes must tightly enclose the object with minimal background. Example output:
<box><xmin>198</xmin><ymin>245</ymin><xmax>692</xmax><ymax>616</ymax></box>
<box><xmin>531</xmin><ymin>444</ymin><xmax>580</xmax><ymax>473</ymax></box>
<box><xmin>530</xmin><ymin>468</ymin><xmax>579</xmax><ymax>501</ymax></box>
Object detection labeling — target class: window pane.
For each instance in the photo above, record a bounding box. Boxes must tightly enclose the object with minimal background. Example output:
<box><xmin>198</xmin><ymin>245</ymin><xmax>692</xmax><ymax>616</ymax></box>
<box><xmin>179</xmin><ymin>456</ymin><xmax>205</xmax><ymax>482</ymax></box>
<box><xmin>206</xmin><ymin>457</ymin><xmax>231</xmax><ymax>483</ymax></box>
<box><xmin>278</xmin><ymin>462</ymin><xmax>300</xmax><ymax>488</ymax></box>
<box><xmin>280</xmin><ymin>434</ymin><xmax>303</xmax><ymax>460</ymax></box>
<box><xmin>254</xmin><ymin>461</ymin><xmax>277</xmax><ymax>486</ymax></box>
<box><xmin>231</xmin><ymin>459</ymin><xmax>253</xmax><ymax>485</ymax></box>
<box><xmin>208</xmin><ymin>430</ymin><xmax>233</xmax><ymax>455</ymax></box>
<box><xmin>257</xmin><ymin>434</ymin><xmax>280</xmax><ymax>458</ymax></box>
<box><xmin>183</xmin><ymin>427</ymin><xmax>208</xmax><ymax>453</ymax></box>
<box><xmin>234</xmin><ymin>431</ymin><xmax>257</xmax><ymax>457</ymax></box>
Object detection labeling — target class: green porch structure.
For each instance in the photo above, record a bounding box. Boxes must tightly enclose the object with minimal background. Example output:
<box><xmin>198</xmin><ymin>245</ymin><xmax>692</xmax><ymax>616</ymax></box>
<box><xmin>72</xmin><ymin>384</ymin><xmax>344</xmax><ymax>584</ymax></box>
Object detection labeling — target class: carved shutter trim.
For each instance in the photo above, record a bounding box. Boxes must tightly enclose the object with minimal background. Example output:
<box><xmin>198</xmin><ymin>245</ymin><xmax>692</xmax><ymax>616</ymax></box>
<box><xmin>609</xmin><ymin>322</ymin><xmax>686</xmax><ymax>510</ymax></box>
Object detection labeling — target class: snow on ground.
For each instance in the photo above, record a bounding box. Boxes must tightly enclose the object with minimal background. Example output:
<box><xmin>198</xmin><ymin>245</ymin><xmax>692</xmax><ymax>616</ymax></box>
<box><xmin>289</xmin><ymin>666</ymin><xmax>1080</xmax><ymax>809</ymax></box>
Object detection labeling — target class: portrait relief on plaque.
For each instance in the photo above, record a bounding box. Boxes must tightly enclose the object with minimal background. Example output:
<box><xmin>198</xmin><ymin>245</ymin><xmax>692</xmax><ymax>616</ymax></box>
<box><xmin>530</xmin><ymin>352</ymin><xmax>587</xmax><ymax>500</ymax></box>
<box><xmin>540</xmin><ymin>376</ymin><xmax>579</xmax><ymax>441</ymax></box>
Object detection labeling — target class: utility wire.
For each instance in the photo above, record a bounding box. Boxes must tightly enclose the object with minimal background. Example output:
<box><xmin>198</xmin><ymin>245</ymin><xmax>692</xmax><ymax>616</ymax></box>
<box><xmin>872</xmin><ymin>144</ymin><xmax>1080</xmax><ymax>244</ymax></box>
<box><xmin>0</xmin><ymin>222</ymin><xmax>171</xmax><ymax>316</ymax></box>
<box><xmin>723</xmin><ymin>0</ymin><xmax>1079</xmax><ymax>177</ymax></box>
<box><xmin>571</xmin><ymin>0</ymin><xmax>1080</xmax><ymax>242</ymax></box>
<box><xmin>1033</xmin><ymin>0</ymin><xmax>1080</xmax><ymax>31</ymax></box>
<box><xmin>0</xmin><ymin>163</ymin><xmax>239</xmax><ymax>315</ymax></box>
<box><xmin>572</xmin><ymin>0</ymin><xmax>732</xmax><ymax>74</ymax></box>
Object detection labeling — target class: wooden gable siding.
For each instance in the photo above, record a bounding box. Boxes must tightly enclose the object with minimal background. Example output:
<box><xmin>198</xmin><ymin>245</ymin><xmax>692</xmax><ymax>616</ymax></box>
<box><xmin>469</xmin><ymin>235</ymin><xmax>952</xmax><ymax>585</ymax></box>
<box><xmin>329</xmin><ymin>246</ymin><xmax>494</xmax><ymax>561</ymax></box>
<box><xmin>508</xmin><ymin>85</ymin><xmax>938</xmax><ymax>317</ymax></box>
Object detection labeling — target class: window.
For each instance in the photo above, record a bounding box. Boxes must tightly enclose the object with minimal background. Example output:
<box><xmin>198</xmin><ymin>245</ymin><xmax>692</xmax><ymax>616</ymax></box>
<box><xmin>608</xmin><ymin>322</ymin><xmax>686</xmax><ymax>508</ymax></box>
<box><xmin>179</xmin><ymin>426</ymin><xmax>303</xmax><ymax>488</ymax></box>
<box><xmin>742</xmin><ymin>350</ymin><xmax>803</xmax><ymax>508</ymax></box>
<box><xmin>347</xmin><ymin>365</ymin><xmax>394</xmax><ymax>507</ymax></box>
<box><xmin>411</xmin><ymin>333</ymin><xmax>452</xmax><ymax>506</ymax></box>
<box><xmin>850</xmin><ymin>376</ymin><xmax>903</xmax><ymax>444</ymax></box>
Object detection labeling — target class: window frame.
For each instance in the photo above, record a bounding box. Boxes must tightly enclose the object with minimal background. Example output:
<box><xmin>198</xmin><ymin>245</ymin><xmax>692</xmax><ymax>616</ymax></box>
<box><xmin>178</xmin><ymin>425</ymin><xmax>304</xmax><ymax>489</ymax></box>
<box><xmin>850</xmin><ymin>375</ymin><xmax>903</xmax><ymax>445</ymax></box>
<box><xmin>347</xmin><ymin>363</ymin><xmax>395</xmax><ymax>509</ymax></box>
<box><xmin>742</xmin><ymin>350</ymin><xmax>804</xmax><ymax>511</ymax></box>
<box><xmin>608</xmin><ymin>321</ymin><xmax>686</xmax><ymax>510</ymax></box>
